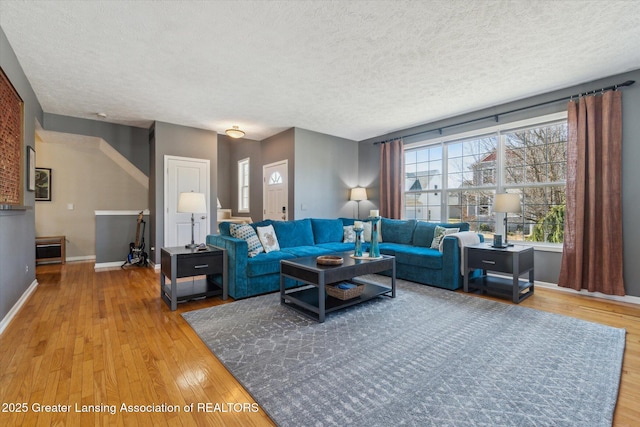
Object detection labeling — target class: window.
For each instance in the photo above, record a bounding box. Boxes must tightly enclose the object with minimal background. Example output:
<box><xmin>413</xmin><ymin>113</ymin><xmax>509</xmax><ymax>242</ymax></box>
<box><xmin>238</xmin><ymin>158</ymin><xmax>250</xmax><ymax>212</ymax></box>
<box><xmin>403</xmin><ymin>113</ymin><xmax>567</xmax><ymax>244</ymax></box>
<box><xmin>269</xmin><ymin>171</ymin><xmax>283</xmax><ymax>185</ymax></box>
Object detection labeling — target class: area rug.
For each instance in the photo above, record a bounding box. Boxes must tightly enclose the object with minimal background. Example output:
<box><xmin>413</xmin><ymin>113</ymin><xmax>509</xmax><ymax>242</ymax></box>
<box><xmin>182</xmin><ymin>275</ymin><xmax>626</xmax><ymax>427</ymax></box>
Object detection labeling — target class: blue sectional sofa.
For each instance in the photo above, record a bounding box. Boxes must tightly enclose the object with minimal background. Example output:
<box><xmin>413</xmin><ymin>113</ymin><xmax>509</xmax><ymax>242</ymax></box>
<box><xmin>207</xmin><ymin>217</ymin><xmax>482</xmax><ymax>300</ymax></box>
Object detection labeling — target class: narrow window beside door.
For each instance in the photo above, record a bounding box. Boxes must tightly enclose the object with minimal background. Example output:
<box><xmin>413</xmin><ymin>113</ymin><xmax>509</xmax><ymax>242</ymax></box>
<box><xmin>238</xmin><ymin>158</ymin><xmax>250</xmax><ymax>213</ymax></box>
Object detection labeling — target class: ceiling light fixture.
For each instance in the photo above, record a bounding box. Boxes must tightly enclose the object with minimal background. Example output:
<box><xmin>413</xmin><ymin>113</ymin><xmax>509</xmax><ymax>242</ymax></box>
<box><xmin>96</xmin><ymin>112</ymin><xmax>107</xmax><ymax>119</ymax></box>
<box><xmin>225</xmin><ymin>125</ymin><xmax>245</xmax><ymax>139</ymax></box>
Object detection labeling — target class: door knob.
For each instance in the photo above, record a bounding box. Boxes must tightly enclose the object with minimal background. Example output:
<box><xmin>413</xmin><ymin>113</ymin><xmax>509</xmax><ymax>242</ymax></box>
<box><xmin>200</xmin><ymin>216</ymin><xmax>206</xmax><ymax>220</ymax></box>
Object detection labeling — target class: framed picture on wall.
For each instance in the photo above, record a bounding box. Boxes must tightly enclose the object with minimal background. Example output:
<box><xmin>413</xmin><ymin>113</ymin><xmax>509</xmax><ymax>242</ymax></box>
<box><xmin>35</xmin><ymin>167</ymin><xmax>51</xmax><ymax>201</ymax></box>
<box><xmin>27</xmin><ymin>146</ymin><xmax>36</xmax><ymax>192</ymax></box>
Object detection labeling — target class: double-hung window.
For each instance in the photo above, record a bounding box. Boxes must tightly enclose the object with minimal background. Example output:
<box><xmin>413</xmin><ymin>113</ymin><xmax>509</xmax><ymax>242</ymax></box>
<box><xmin>238</xmin><ymin>158</ymin><xmax>250</xmax><ymax>213</ymax></box>
<box><xmin>403</xmin><ymin>112</ymin><xmax>567</xmax><ymax>244</ymax></box>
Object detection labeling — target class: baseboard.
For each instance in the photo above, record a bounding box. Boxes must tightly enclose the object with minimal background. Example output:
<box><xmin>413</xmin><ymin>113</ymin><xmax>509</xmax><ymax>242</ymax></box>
<box><xmin>94</xmin><ymin>261</ymin><xmax>124</xmax><ymax>270</ymax></box>
<box><xmin>67</xmin><ymin>255</ymin><xmax>96</xmax><ymax>262</ymax></box>
<box><xmin>0</xmin><ymin>279</ymin><xmax>38</xmax><ymax>336</ymax></box>
<box><xmin>535</xmin><ymin>281</ymin><xmax>640</xmax><ymax>305</ymax></box>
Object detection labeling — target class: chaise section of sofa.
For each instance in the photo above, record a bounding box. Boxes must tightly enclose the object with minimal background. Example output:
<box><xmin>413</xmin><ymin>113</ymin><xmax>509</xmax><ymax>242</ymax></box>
<box><xmin>207</xmin><ymin>217</ymin><xmax>482</xmax><ymax>299</ymax></box>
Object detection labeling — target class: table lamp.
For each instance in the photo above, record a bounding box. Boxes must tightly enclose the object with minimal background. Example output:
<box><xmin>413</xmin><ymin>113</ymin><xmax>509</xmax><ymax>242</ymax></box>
<box><xmin>493</xmin><ymin>193</ymin><xmax>521</xmax><ymax>246</ymax></box>
<box><xmin>177</xmin><ymin>192</ymin><xmax>207</xmax><ymax>249</ymax></box>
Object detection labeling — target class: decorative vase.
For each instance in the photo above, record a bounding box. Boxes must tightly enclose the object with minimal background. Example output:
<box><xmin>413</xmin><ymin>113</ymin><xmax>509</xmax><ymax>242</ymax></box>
<box><xmin>369</xmin><ymin>215</ymin><xmax>381</xmax><ymax>258</ymax></box>
<box><xmin>354</xmin><ymin>228</ymin><xmax>363</xmax><ymax>257</ymax></box>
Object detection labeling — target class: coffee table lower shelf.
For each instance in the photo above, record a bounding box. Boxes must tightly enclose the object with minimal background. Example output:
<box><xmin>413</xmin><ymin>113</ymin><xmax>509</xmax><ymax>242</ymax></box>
<box><xmin>282</xmin><ymin>282</ymin><xmax>393</xmax><ymax>322</ymax></box>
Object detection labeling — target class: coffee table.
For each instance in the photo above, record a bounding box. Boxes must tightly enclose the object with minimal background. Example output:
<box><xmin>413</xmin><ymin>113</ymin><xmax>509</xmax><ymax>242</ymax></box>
<box><xmin>280</xmin><ymin>252</ymin><xmax>396</xmax><ymax>322</ymax></box>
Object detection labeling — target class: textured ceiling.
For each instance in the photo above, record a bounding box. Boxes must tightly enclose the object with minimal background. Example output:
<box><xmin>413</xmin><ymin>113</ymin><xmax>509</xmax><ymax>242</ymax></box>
<box><xmin>1</xmin><ymin>1</ymin><xmax>639</xmax><ymax>141</ymax></box>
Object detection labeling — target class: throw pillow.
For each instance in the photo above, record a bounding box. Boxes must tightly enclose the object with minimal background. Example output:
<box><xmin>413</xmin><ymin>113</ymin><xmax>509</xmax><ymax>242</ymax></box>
<box><xmin>363</xmin><ymin>221</ymin><xmax>383</xmax><ymax>243</ymax></box>
<box><xmin>230</xmin><ymin>223</ymin><xmax>264</xmax><ymax>257</ymax></box>
<box><xmin>257</xmin><ymin>224</ymin><xmax>280</xmax><ymax>253</ymax></box>
<box><xmin>430</xmin><ymin>226</ymin><xmax>459</xmax><ymax>250</ymax></box>
<box><xmin>343</xmin><ymin>225</ymin><xmax>355</xmax><ymax>243</ymax></box>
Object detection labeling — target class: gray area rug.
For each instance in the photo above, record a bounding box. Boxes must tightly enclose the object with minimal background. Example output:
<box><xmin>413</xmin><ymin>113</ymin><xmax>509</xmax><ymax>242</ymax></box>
<box><xmin>182</xmin><ymin>275</ymin><xmax>626</xmax><ymax>427</ymax></box>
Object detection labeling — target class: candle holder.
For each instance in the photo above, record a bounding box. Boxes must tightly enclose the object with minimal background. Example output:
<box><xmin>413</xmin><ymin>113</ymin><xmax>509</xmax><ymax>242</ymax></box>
<box><xmin>354</xmin><ymin>227</ymin><xmax>364</xmax><ymax>257</ymax></box>
<box><xmin>369</xmin><ymin>215</ymin><xmax>381</xmax><ymax>258</ymax></box>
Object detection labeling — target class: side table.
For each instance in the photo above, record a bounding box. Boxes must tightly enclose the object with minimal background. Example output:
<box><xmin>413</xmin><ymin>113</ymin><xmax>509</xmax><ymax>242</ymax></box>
<box><xmin>160</xmin><ymin>245</ymin><xmax>227</xmax><ymax>311</ymax></box>
<box><xmin>35</xmin><ymin>236</ymin><xmax>66</xmax><ymax>265</ymax></box>
<box><xmin>463</xmin><ymin>243</ymin><xmax>534</xmax><ymax>303</ymax></box>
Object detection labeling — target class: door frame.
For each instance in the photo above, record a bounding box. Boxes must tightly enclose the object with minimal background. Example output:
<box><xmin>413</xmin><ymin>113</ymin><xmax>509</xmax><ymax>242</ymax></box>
<box><xmin>163</xmin><ymin>155</ymin><xmax>211</xmax><ymax>247</ymax></box>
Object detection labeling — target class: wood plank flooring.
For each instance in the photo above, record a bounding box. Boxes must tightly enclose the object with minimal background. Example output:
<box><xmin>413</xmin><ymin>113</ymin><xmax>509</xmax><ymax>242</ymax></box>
<box><xmin>1</xmin><ymin>262</ymin><xmax>639</xmax><ymax>426</ymax></box>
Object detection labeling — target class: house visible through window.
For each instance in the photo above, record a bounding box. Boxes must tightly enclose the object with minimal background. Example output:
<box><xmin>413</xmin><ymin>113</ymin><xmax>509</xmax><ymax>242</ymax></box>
<box><xmin>238</xmin><ymin>158</ymin><xmax>250</xmax><ymax>213</ymax></box>
<box><xmin>403</xmin><ymin>113</ymin><xmax>567</xmax><ymax>244</ymax></box>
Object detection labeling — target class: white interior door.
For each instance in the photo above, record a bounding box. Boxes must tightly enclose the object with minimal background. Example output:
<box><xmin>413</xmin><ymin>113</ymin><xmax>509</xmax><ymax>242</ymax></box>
<box><xmin>263</xmin><ymin>160</ymin><xmax>288</xmax><ymax>221</ymax></box>
<box><xmin>165</xmin><ymin>155</ymin><xmax>210</xmax><ymax>247</ymax></box>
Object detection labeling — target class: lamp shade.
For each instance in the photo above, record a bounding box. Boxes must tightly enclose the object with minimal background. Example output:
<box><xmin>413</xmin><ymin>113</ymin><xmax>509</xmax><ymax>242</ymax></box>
<box><xmin>225</xmin><ymin>126</ymin><xmax>245</xmax><ymax>138</ymax></box>
<box><xmin>217</xmin><ymin>198</ymin><xmax>222</xmax><ymax>209</ymax></box>
<box><xmin>177</xmin><ymin>192</ymin><xmax>207</xmax><ymax>213</ymax></box>
<box><xmin>350</xmin><ymin>187</ymin><xmax>368</xmax><ymax>201</ymax></box>
<box><xmin>494</xmin><ymin>193</ymin><xmax>521</xmax><ymax>214</ymax></box>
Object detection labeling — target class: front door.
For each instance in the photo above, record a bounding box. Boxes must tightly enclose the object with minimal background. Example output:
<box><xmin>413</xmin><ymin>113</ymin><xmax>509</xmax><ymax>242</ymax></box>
<box><xmin>164</xmin><ymin>155</ymin><xmax>210</xmax><ymax>247</ymax></box>
<box><xmin>263</xmin><ymin>160</ymin><xmax>288</xmax><ymax>221</ymax></box>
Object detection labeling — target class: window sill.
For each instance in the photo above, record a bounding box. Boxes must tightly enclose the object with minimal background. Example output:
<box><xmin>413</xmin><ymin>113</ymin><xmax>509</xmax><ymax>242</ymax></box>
<box><xmin>513</xmin><ymin>242</ymin><xmax>563</xmax><ymax>253</ymax></box>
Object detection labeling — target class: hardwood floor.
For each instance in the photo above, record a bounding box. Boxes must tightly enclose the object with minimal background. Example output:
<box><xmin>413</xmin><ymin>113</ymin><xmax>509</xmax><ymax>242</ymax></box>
<box><xmin>1</xmin><ymin>261</ymin><xmax>639</xmax><ymax>426</ymax></box>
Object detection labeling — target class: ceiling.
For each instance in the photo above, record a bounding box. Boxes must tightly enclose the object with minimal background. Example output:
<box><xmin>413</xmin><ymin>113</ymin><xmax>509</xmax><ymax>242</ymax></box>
<box><xmin>2</xmin><ymin>1</ymin><xmax>639</xmax><ymax>142</ymax></box>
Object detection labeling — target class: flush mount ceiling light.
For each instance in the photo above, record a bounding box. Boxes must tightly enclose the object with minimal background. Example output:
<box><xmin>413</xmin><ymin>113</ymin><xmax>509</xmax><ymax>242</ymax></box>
<box><xmin>225</xmin><ymin>125</ymin><xmax>245</xmax><ymax>139</ymax></box>
<box><xmin>96</xmin><ymin>112</ymin><xmax>107</xmax><ymax>119</ymax></box>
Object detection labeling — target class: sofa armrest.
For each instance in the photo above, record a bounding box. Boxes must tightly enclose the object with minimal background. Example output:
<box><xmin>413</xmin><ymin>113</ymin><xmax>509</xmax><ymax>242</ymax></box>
<box><xmin>207</xmin><ymin>234</ymin><xmax>248</xmax><ymax>299</ymax></box>
<box><xmin>441</xmin><ymin>233</ymin><xmax>484</xmax><ymax>290</ymax></box>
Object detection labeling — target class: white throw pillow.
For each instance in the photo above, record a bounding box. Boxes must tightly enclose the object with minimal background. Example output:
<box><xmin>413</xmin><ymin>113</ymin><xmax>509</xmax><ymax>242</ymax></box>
<box><xmin>257</xmin><ymin>224</ymin><xmax>280</xmax><ymax>253</ymax></box>
<box><xmin>363</xmin><ymin>221</ymin><xmax>383</xmax><ymax>243</ymax></box>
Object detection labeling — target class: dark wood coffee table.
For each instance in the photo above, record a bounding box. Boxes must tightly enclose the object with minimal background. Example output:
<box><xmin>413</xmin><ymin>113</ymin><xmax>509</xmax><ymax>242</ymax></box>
<box><xmin>280</xmin><ymin>252</ymin><xmax>396</xmax><ymax>322</ymax></box>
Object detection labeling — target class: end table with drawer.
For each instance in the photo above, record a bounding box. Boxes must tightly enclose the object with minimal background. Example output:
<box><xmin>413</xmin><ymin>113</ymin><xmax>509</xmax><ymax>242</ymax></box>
<box><xmin>160</xmin><ymin>245</ymin><xmax>227</xmax><ymax>311</ymax></box>
<box><xmin>463</xmin><ymin>243</ymin><xmax>534</xmax><ymax>304</ymax></box>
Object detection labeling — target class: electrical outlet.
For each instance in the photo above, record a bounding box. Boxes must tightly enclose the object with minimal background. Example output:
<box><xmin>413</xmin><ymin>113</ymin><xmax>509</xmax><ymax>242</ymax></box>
<box><xmin>25</xmin><ymin>265</ymin><xmax>29</xmax><ymax>273</ymax></box>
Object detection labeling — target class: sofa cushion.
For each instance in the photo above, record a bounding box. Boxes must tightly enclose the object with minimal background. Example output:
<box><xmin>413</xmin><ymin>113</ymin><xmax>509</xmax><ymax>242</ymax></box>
<box><xmin>317</xmin><ymin>242</ymin><xmax>356</xmax><ymax>253</ymax></box>
<box><xmin>272</xmin><ymin>219</ymin><xmax>315</xmax><ymax>248</ymax></box>
<box><xmin>413</xmin><ymin>222</ymin><xmax>470</xmax><ymax>247</ymax></box>
<box><xmin>281</xmin><ymin>245</ymin><xmax>333</xmax><ymax>258</ymax></box>
<box><xmin>339</xmin><ymin>217</ymin><xmax>356</xmax><ymax>226</ymax></box>
<box><xmin>219</xmin><ymin>221</ymin><xmax>232</xmax><ymax>236</ymax></box>
<box><xmin>381</xmin><ymin>218</ymin><xmax>417</xmax><ymax>245</ymax></box>
<box><xmin>246</xmin><ymin>251</ymin><xmax>296</xmax><ymax>277</ymax></box>
<box><xmin>249</xmin><ymin>219</ymin><xmax>273</xmax><ymax>231</ymax></box>
<box><xmin>311</xmin><ymin>218</ymin><xmax>344</xmax><ymax>244</ymax></box>
<box><xmin>393</xmin><ymin>246</ymin><xmax>444</xmax><ymax>269</ymax></box>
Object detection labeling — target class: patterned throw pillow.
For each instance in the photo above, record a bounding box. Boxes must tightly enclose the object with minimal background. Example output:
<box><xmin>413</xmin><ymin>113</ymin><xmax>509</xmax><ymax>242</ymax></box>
<box><xmin>230</xmin><ymin>223</ymin><xmax>264</xmax><ymax>257</ymax></box>
<box><xmin>430</xmin><ymin>226</ymin><xmax>460</xmax><ymax>250</ymax></box>
<box><xmin>257</xmin><ymin>225</ymin><xmax>280</xmax><ymax>253</ymax></box>
<box><xmin>343</xmin><ymin>225</ymin><xmax>356</xmax><ymax>243</ymax></box>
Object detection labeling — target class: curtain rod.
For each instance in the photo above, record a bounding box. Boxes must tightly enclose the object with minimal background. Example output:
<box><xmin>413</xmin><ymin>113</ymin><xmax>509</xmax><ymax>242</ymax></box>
<box><xmin>375</xmin><ymin>79</ymin><xmax>635</xmax><ymax>144</ymax></box>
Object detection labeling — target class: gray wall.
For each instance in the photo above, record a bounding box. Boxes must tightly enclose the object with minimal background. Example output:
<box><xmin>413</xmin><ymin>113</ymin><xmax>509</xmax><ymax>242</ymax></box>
<box><xmin>0</xmin><ymin>27</ymin><xmax>43</xmax><ymax>323</ymax></box>
<box><xmin>218</xmin><ymin>134</ymin><xmax>261</xmax><ymax>218</ymax></box>
<box><xmin>95</xmin><ymin>213</ymin><xmax>150</xmax><ymax>263</ymax></box>
<box><xmin>360</xmin><ymin>69</ymin><xmax>640</xmax><ymax>297</ymax></box>
<box><xmin>43</xmin><ymin>113</ymin><xmax>149</xmax><ymax>175</ymax></box>
<box><xmin>149</xmin><ymin>121</ymin><xmax>218</xmax><ymax>264</ymax></box>
<box><xmin>294</xmin><ymin>128</ymin><xmax>359</xmax><ymax>219</ymax></box>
